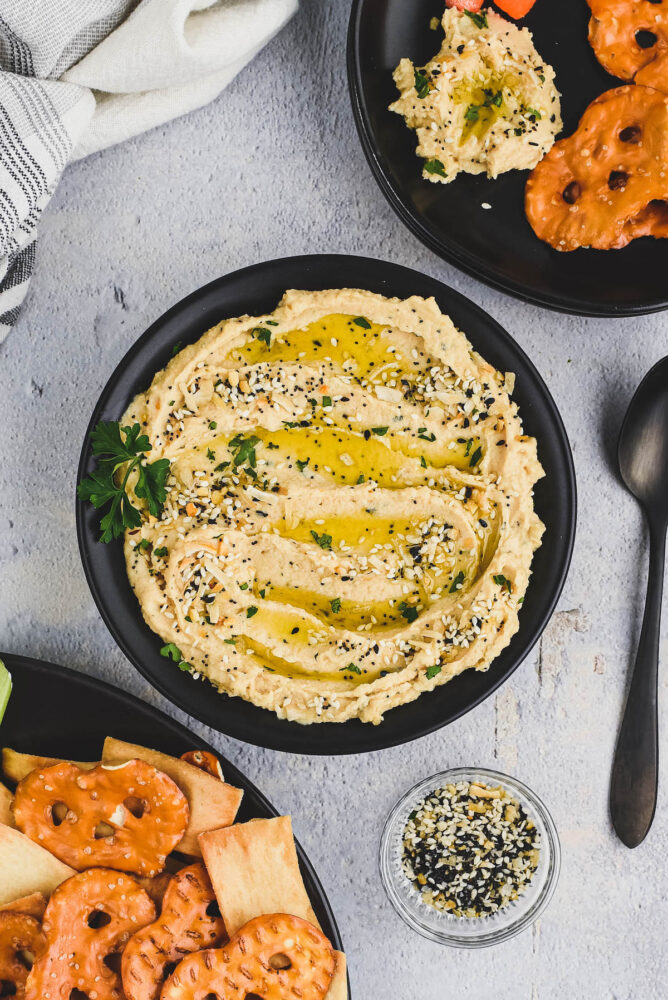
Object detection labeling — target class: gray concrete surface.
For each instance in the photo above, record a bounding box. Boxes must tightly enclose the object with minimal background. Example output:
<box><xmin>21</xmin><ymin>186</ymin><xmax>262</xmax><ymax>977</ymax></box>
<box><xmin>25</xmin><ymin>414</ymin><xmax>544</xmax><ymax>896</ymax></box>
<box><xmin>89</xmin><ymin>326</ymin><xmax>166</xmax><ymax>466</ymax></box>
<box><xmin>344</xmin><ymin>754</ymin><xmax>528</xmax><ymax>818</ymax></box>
<box><xmin>1</xmin><ymin>2</ymin><xmax>667</xmax><ymax>997</ymax></box>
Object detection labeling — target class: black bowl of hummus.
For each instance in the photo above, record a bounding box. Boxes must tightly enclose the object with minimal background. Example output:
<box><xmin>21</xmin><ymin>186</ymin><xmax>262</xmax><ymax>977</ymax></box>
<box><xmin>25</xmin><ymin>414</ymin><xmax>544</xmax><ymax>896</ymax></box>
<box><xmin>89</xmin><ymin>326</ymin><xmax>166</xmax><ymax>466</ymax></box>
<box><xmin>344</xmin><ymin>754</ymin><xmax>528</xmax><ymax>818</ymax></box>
<box><xmin>76</xmin><ymin>254</ymin><xmax>576</xmax><ymax>753</ymax></box>
<box><xmin>348</xmin><ymin>0</ymin><xmax>668</xmax><ymax>316</ymax></box>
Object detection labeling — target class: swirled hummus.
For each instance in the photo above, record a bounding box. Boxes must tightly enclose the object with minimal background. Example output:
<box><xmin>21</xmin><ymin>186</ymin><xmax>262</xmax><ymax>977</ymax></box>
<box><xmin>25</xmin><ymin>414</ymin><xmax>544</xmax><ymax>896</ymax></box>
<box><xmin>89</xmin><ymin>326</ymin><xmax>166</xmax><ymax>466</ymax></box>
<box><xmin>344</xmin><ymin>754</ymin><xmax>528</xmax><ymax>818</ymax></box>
<box><xmin>122</xmin><ymin>289</ymin><xmax>544</xmax><ymax>725</ymax></box>
<box><xmin>390</xmin><ymin>8</ymin><xmax>561</xmax><ymax>183</ymax></box>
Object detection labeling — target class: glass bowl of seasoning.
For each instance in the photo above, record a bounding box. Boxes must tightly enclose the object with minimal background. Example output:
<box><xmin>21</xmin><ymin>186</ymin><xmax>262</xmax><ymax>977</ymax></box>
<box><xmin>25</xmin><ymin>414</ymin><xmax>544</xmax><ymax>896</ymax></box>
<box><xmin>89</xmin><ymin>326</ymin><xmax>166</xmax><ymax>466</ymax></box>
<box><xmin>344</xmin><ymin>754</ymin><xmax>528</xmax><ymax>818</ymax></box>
<box><xmin>379</xmin><ymin>767</ymin><xmax>560</xmax><ymax>948</ymax></box>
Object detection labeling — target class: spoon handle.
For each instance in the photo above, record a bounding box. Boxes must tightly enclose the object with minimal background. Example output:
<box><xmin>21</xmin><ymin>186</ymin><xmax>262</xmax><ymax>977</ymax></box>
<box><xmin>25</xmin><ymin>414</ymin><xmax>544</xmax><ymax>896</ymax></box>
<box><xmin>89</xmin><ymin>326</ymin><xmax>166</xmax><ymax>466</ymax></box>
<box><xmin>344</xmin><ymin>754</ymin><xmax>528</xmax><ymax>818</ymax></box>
<box><xmin>610</xmin><ymin>515</ymin><xmax>666</xmax><ymax>847</ymax></box>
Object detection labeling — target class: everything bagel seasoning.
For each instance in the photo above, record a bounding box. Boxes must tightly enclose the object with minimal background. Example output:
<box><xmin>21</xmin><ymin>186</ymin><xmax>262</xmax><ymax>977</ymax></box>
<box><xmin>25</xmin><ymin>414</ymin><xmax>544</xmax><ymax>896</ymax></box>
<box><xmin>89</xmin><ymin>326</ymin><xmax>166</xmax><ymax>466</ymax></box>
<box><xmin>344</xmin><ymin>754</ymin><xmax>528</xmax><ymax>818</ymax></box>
<box><xmin>401</xmin><ymin>780</ymin><xmax>540</xmax><ymax>918</ymax></box>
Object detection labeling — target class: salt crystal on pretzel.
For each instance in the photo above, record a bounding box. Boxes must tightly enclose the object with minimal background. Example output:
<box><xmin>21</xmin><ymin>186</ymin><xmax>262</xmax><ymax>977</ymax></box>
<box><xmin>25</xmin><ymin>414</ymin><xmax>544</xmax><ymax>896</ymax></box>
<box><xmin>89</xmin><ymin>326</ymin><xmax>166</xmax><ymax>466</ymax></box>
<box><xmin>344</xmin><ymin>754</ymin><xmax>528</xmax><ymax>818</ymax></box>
<box><xmin>161</xmin><ymin>912</ymin><xmax>336</xmax><ymax>1000</ymax></box>
<box><xmin>122</xmin><ymin>863</ymin><xmax>226</xmax><ymax>1000</ymax></box>
<box><xmin>588</xmin><ymin>0</ymin><xmax>668</xmax><ymax>93</ymax></box>
<box><xmin>0</xmin><ymin>911</ymin><xmax>45</xmax><ymax>1000</ymax></box>
<box><xmin>525</xmin><ymin>85</ymin><xmax>668</xmax><ymax>251</ymax></box>
<box><xmin>25</xmin><ymin>867</ymin><xmax>155</xmax><ymax>1000</ymax></box>
<box><xmin>13</xmin><ymin>759</ymin><xmax>189</xmax><ymax>877</ymax></box>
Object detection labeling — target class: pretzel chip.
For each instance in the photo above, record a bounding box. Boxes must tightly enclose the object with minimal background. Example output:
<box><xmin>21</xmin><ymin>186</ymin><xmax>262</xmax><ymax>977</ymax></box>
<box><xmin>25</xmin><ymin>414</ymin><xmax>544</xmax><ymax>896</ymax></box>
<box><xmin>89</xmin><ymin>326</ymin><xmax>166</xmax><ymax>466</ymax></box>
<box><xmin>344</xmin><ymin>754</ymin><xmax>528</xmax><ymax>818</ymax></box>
<box><xmin>588</xmin><ymin>0</ymin><xmax>668</xmax><ymax>93</ymax></box>
<box><xmin>161</xmin><ymin>913</ymin><xmax>336</xmax><ymax>1000</ymax></box>
<box><xmin>525</xmin><ymin>84</ymin><xmax>668</xmax><ymax>250</ymax></box>
<box><xmin>180</xmin><ymin>751</ymin><xmax>224</xmax><ymax>781</ymax></box>
<box><xmin>25</xmin><ymin>868</ymin><xmax>155</xmax><ymax>1000</ymax></box>
<box><xmin>0</xmin><ymin>912</ymin><xmax>45</xmax><ymax>1000</ymax></box>
<box><xmin>13</xmin><ymin>760</ymin><xmax>189</xmax><ymax>876</ymax></box>
<box><xmin>122</xmin><ymin>863</ymin><xmax>226</xmax><ymax>1000</ymax></box>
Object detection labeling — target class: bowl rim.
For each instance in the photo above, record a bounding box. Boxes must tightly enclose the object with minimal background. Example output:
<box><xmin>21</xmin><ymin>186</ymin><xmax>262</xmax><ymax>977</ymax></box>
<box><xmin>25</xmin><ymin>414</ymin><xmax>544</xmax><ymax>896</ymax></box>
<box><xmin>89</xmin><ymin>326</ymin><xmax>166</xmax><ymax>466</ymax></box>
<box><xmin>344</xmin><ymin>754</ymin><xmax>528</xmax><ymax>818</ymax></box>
<box><xmin>378</xmin><ymin>765</ymin><xmax>562</xmax><ymax>948</ymax></box>
<box><xmin>346</xmin><ymin>0</ymin><xmax>668</xmax><ymax>318</ymax></box>
<box><xmin>76</xmin><ymin>252</ymin><xmax>576</xmax><ymax>755</ymax></box>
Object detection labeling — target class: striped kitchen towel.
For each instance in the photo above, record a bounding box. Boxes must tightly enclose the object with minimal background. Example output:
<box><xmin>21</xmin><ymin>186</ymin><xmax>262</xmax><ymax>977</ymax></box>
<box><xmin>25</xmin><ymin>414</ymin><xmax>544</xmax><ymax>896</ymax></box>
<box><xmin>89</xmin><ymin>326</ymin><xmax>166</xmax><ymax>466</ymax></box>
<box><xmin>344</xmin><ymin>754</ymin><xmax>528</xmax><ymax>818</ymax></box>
<box><xmin>0</xmin><ymin>0</ymin><xmax>297</xmax><ymax>342</ymax></box>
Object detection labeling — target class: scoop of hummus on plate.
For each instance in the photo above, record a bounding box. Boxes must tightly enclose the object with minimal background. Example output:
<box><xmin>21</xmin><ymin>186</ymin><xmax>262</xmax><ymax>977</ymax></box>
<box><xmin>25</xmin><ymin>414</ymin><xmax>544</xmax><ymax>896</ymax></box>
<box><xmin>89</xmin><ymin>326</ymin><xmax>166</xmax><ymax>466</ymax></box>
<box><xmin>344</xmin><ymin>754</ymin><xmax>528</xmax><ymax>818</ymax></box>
<box><xmin>122</xmin><ymin>289</ymin><xmax>544</xmax><ymax>725</ymax></box>
<box><xmin>390</xmin><ymin>8</ymin><xmax>562</xmax><ymax>183</ymax></box>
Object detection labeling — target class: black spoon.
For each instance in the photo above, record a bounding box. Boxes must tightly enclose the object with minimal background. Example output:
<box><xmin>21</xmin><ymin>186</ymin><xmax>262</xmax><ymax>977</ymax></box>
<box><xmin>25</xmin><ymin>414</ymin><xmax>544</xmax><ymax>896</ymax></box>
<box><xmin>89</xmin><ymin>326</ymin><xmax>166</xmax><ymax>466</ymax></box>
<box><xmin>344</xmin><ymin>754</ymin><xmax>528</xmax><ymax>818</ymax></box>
<box><xmin>610</xmin><ymin>356</ymin><xmax>668</xmax><ymax>848</ymax></box>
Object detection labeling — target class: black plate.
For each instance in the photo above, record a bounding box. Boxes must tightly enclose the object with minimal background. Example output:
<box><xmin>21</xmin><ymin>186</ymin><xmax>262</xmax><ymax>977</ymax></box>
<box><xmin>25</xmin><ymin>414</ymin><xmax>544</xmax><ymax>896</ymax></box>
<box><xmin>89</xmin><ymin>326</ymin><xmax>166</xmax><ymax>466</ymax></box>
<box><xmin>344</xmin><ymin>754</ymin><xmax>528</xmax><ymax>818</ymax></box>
<box><xmin>76</xmin><ymin>254</ymin><xmax>576</xmax><ymax>754</ymax></box>
<box><xmin>347</xmin><ymin>0</ymin><xmax>668</xmax><ymax>316</ymax></box>
<box><xmin>0</xmin><ymin>651</ymin><xmax>346</xmax><ymax>964</ymax></box>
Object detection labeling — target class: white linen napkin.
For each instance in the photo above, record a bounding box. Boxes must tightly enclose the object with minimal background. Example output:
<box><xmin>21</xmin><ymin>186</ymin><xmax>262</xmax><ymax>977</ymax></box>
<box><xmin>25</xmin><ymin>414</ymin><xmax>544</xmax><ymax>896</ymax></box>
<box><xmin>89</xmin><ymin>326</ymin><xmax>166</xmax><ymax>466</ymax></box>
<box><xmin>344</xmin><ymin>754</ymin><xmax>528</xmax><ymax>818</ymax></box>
<box><xmin>0</xmin><ymin>0</ymin><xmax>298</xmax><ymax>341</ymax></box>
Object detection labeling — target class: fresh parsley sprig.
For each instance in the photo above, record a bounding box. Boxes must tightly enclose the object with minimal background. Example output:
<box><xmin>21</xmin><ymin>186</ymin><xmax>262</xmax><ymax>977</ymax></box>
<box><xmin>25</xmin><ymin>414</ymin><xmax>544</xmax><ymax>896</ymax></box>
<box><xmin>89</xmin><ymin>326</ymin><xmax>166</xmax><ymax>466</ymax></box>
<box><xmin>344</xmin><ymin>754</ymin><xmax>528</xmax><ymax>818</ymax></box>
<box><xmin>78</xmin><ymin>421</ymin><xmax>170</xmax><ymax>543</ymax></box>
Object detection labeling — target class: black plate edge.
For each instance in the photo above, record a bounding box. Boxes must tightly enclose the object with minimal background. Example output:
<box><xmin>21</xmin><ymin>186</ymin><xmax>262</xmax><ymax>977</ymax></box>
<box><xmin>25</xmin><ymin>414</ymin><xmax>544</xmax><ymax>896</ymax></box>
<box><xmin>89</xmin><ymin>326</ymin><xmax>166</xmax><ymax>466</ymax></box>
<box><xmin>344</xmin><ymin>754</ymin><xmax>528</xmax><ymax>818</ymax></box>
<box><xmin>75</xmin><ymin>253</ymin><xmax>577</xmax><ymax>754</ymax></box>
<box><xmin>345</xmin><ymin>0</ymin><xmax>668</xmax><ymax>319</ymax></box>
<box><xmin>0</xmin><ymin>651</ymin><xmax>347</xmax><ymax>968</ymax></box>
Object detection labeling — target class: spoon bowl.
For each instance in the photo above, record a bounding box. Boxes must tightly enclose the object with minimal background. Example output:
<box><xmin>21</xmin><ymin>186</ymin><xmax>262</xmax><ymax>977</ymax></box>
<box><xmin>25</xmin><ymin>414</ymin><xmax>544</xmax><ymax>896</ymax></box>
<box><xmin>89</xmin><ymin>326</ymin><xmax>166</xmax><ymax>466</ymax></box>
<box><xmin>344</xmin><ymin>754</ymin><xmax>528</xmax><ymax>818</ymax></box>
<box><xmin>618</xmin><ymin>357</ymin><xmax>668</xmax><ymax>510</ymax></box>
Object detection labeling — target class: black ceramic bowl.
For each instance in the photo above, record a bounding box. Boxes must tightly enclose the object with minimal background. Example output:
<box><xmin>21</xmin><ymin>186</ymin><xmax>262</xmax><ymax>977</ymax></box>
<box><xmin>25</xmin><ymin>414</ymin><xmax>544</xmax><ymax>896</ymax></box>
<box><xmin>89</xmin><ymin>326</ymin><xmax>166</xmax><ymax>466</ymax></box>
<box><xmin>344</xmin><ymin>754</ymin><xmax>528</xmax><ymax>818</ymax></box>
<box><xmin>347</xmin><ymin>0</ymin><xmax>668</xmax><ymax>316</ymax></box>
<box><xmin>0</xmin><ymin>652</ymin><xmax>346</xmax><ymax>964</ymax></box>
<box><xmin>76</xmin><ymin>254</ymin><xmax>576</xmax><ymax>754</ymax></box>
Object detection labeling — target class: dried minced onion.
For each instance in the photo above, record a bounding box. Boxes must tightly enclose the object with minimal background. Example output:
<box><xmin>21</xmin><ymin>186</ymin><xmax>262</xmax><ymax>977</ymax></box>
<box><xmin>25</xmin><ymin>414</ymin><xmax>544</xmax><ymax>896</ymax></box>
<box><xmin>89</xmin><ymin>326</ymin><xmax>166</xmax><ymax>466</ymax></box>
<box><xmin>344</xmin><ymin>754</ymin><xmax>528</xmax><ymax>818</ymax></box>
<box><xmin>401</xmin><ymin>779</ymin><xmax>540</xmax><ymax>918</ymax></box>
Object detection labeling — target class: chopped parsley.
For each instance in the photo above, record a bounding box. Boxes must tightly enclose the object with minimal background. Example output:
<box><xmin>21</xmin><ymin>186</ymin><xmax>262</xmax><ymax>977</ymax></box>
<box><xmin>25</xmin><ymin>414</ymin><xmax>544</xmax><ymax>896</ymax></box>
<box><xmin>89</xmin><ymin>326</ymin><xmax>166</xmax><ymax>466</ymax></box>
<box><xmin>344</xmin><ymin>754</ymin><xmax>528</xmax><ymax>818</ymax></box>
<box><xmin>371</xmin><ymin>426</ymin><xmax>389</xmax><ymax>436</ymax></box>
<box><xmin>417</xmin><ymin>428</ymin><xmax>436</xmax><ymax>442</ymax></box>
<box><xmin>464</xmin><ymin>10</ymin><xmax>488</xmax><ymax>29</ymax></box>
<box><xmin>353</xmin><ymin>316</ymin><xmax>371</xmax><ymax>329</ymax></box>
<box><xmin>413</xmin><ymin>67</ymin><xmax>430</xmax><ymax>99</ymax></box>
<box><xmin>426</xmin><ymin>664</ymin><xmax>442</xmax><ymax>679</ymax></box>
<box><xmin>340</xmin><ymin>663</ymin><xmax>361</xmax><ymax>675</ymax></box>
<box><xmin>322</xmin><ymin>395</ymin><xmax>332</xmax><ymax>408</ymax></box>
<box><xmin>154</xmin><ymin>546</ymin><xmax>168</xmax><ymax>558</ymax></box>
<box><xmin>469</xmin><ymin>446</ymin><xmax>483</xmax><ymax>467</ymax></box>
<box><xmin>252</xmin><ymin>326</ymin><xmax>272</xmax><ymax>347</ymax></box>
<box><xmin>449</xmin><ymin>571</ymin><xmax>465</xmax><ymax>593</ymax></box>
<box><xmin>493</xmin><ymin>574</ymin><xmax>513</xmax><ymax>593</ymax></box>
<box><xmin>229</xmin><ymin>433</ymin><xmax>260</xmax><ymax>471</ymax></box>
<box><xmin>246</xmin><ymin>606</ymin><xmax>258</xmax><ymax>618</ymax></box>
<box><xmin>208</xmin><ymin>421</ymin><xmax>217</xmax><ymax>430</ymax></box>
<box><xmin>296</xmin><ymin>458</ymin><xmax>310</xmax><ymax>473</ymax></box>
<box><xmin>206</xmin><ymin>448</ymin><xmax>216</xmax><ymax>461</ymax></box>
<box><xmin>424</xmin><ymin>159</ymin><xmax>447</xmax><ymax>178</ymax></box>
<box><xmin>160</xmin><ymin>642</ymin><xmax>190</xmax><ymax>672</ymax></box>
<box><xmin>171</xmin><ymin>341</ymin><xmax>183</xmax><ymax>357</ymax></box>
<box><xmin>398</xmin><ymin>601</ymin><xmax>419</xmax><ymax>624</ymax></box>
<box><xmin>311</xmin><ymin>530</ymin><xmax>332</xmax><ymax>550</ymax></box>
<box><xmin>330</xmin><ymin>597</ymin><xmax>342</xmax><ymax>613</ymax></box>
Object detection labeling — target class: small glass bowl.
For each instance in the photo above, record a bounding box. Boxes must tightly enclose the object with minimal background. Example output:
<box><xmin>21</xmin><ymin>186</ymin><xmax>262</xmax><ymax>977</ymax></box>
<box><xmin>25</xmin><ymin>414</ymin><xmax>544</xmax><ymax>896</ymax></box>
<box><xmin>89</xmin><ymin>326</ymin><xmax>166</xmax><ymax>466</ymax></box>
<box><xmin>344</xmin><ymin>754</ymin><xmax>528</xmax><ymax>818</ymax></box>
<box><xmin>379</xmin><ymin>766</ymin><xmax>560</xmax><ymax>948</ymax></box>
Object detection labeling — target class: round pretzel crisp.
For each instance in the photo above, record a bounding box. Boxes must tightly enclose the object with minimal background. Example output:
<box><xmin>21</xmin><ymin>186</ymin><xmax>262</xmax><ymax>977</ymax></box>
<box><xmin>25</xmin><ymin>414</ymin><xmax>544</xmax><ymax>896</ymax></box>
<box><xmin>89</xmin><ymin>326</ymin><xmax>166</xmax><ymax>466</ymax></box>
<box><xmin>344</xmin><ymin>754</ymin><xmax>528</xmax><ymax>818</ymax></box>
<box><xmin>180</xmin><ymin>750</ymin><xmax>224</xmax><ymax>781</ymax></box>
<box><xmin>525</xmin><ymin>85</ymin><xmax>668</xmax><ymax>250</ymax></box>
<box><xmin>25</xmin><ymin>868</ymin><xmax>155</xmax><ymax>1000</ymax></box>
<box><xmin>0</xmin><ymin>912</ymin><xmax>45</xmax><ymax>1000</ymax></box>
<box><xmin>588</xmin><ymin>0</ymin><xmax>668</xmax><ymax>93</ymax></box>
<box><xmin>122</xmin><ymin>863</ymin><xmax>226</xmax><ymax>1000</ymax></box>
<box><xmin>160</xmin><ymin>913</ymin><xmax>336</xmax><ymax>1000</ymax></box>
<box><xmin>13</xmin><ymin>759</ymin><xmax>189</xmax><ymax>876</ymax></box>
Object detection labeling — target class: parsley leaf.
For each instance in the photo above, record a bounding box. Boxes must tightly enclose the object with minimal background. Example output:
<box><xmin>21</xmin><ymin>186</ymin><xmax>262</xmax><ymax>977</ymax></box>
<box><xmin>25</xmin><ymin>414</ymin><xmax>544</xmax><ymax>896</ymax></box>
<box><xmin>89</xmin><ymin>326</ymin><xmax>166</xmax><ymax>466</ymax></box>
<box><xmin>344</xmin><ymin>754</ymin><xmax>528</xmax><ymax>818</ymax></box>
<box><xmin>78</xmin><ymin>421</ymin><xmax>170</xmax><ymax>543</ymax></box>
<box><xmin>398</xmin><ymin>601</ymin><xmax>419</xmax><ymax>624</ymax></box>
<box><xmin>426</xmin><ymin>664</ymin><xmax>442</xmax><ymax>679</ymax></box>
<box><xmin>246</xmin><ymin>606</ymin><xmax>258</xmax><ymax>618</ymax></box>
<box><xmin>424</xmin><ymin>159</ymin><xmax>447</xmax><ymax>178</ymax></box>
<box><xmin>464</xmin><ymin>10</ymin><xmax>488</xmax><ymax>28</ymax></box>
<box><xmin>160</xmin><ymin>642</ymin><xmax>190</xmax><ymax>672</ymax></box>
<box><xmin>296</xmin><ymin>458</ymin><xmax>310</xmax><ymax>473</ymax></box>
<box><xmin>465</xmin><ymin>104</ymin><xmax>480</xmax><ymax>123</ymax></box>
<box><xmin>371</xmin><ymin>426</ymin><xmax>389</xmax><ymax>436</ymax></box>
<box><xmin>252</xmin><ymin>327</ymin><xmax>272</xmax><ymax>347</ymax></box>
<box><xmin>171</xmin><ymin>341</ymin><xmax>183</xmax><ymax>357</ymax></box>
<box><xmin>493</xmin><ymin>573</ymin><xmax>513</xmax><ymax>593</ymax></box>
<box><xmin>449</xmin><ymin>571</ymin><xmax>465</xmax><ymax>593</ymax></box>
<box><xmin>414</xmin><ymin>68</ymin><xmax>430</xmax><ymax>99</ymax></box>
<box><xmin>353</xmin><ymin>316</ymin><xmax>371</xmax><ymax>329</ymax></box>
<box><xmin>311</xmin><ymin>530</ymin><xmax>332</xmax><ymax>550</ymax></box>
<box><xmin>229</xmin><ymin>434</ymin><xmax>260</xmax><ymax>470</ymax></box>
<box><xmin>322</xmin><ymin>395</ymin><xmax>332</xmax><ymax>408</ymax></box>
<box><xmin>154</xmin><ymin>546</ymin><xmax>168</xmax><ymax>557</ymax></box>
<box><xmin>340</xmin><ymin>663</ymin><xmax>361</xmax><ymax>675</ymax></box>
<box><xmin>469</xmin><ymin>446</ymin><xmax>483</xmax><ymax>467</ymax></box>
<box><xmin>330</xmin><ymin>597</ymin><xmax>342</xmax><ymax>613</ymax></box>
